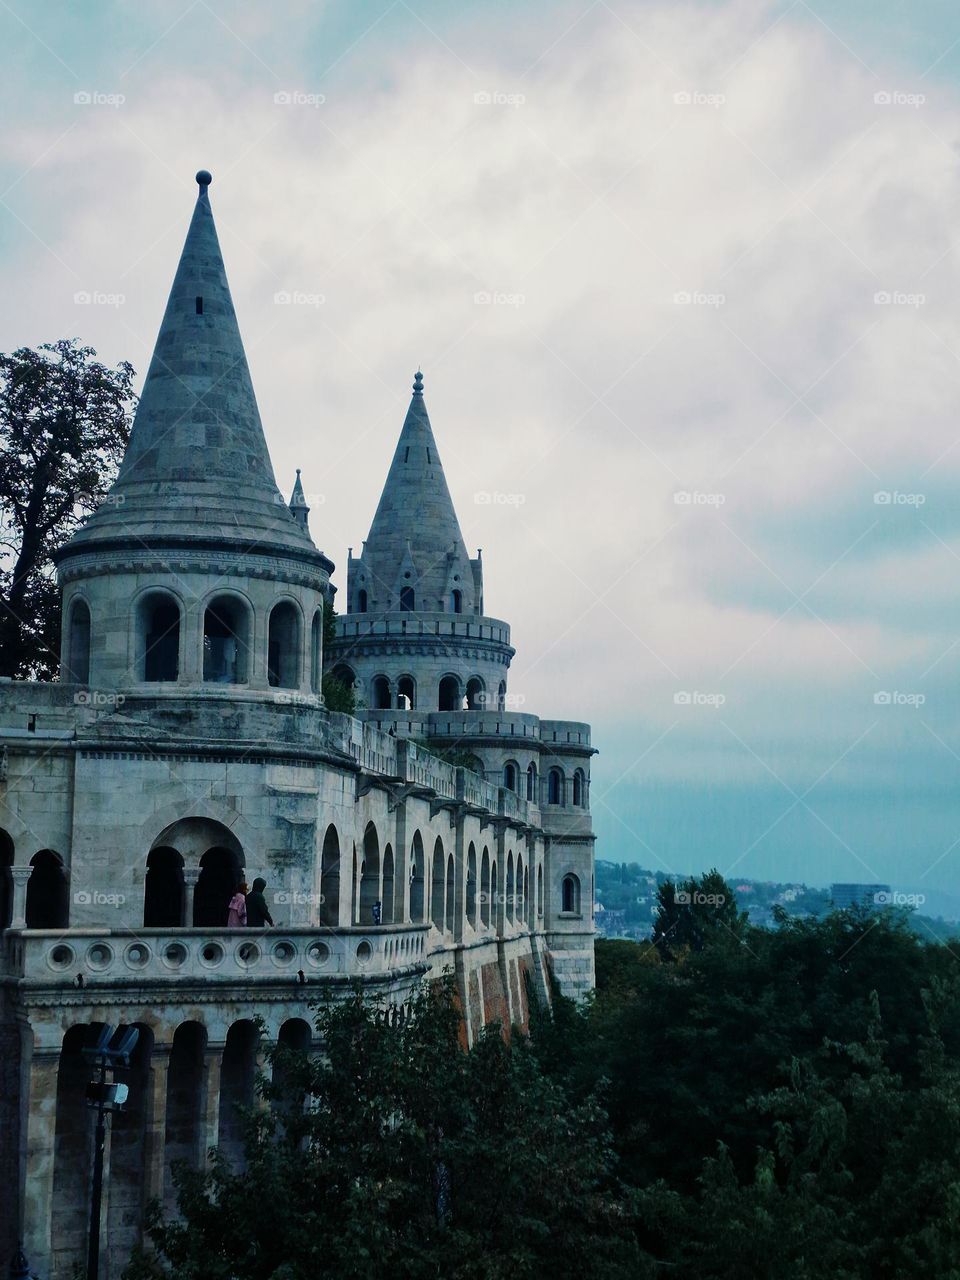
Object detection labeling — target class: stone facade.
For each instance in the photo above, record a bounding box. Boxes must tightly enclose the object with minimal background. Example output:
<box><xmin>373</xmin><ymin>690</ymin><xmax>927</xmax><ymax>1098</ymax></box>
<box><xmin>0</xmin><ymin>171</ymin><xmax>595</xmax><ymax>1279</ymax></box>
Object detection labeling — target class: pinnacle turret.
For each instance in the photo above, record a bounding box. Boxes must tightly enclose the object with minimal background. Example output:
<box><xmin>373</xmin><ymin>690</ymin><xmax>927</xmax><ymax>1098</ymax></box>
<box><xmin>62</xmin><ymin>170</ymin><xmax>322</xmax><ymax>563</ymax></box>
<box><xmin>289</xmin><ymin>469</ymin><xmax>309</xmax><ymax>531</ymax></box>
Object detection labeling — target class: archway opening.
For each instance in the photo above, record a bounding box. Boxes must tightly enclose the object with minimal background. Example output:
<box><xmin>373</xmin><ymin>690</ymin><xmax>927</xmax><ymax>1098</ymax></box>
<box><xmin>465</xmin><ymin>676</ymin><xmax>485</xmax><ymax>710</ymax></box>
<box><xmin>66</xmin><ymin>598</ymin><xmax>91</xmax><ymax>684</ymax></box>
<box><xmin>382</xmin><ymin>844</ymin><xmax>395</xmax><ymax>925</ymax></box>
<box><xmin>203</xmin><ymin>596</ymin><xmax>250</xmax><ymax>684</ymax></box>
<box><xmin>445</xmin><ymin>854</ymin><xmax>455</xmax><ymax>933</ymax></box>
<box><xmin>506</xmin><ymin>853</ymin><xmax>515</xmax><ymax>925</ymax></box>
<box><xmin>0</xmin><ymin>828</ymin><xmax>12</xmax><ymax>928</ymax></box>
<box><xmin>163</xmin><ymin>1022</ymin><xmax>206</xmax><ymax>1214</ymax></box>
<box><xmin>396</xmin><ymin>675</ymin><xmax>415</xmax><ymax>710</ymax></box>
<box><xmin>268</xmin><ymin>601</ymin><xmax>300</xmax><ymax>689</ymax></box>
<box><xmin>450</xmin><ymin>589</ymin><xmax>462</xmax><ymax>614</ymax></box>
<box><xmin>526</xmin><ymin>763</ymin><xmax>537</xmax><ymax>802</ymax></box>
<box><xmin>25</xmin><ymin>849</ymin><xmax>68</xmax><ymax>929</ymax></box>
<box><xmin>310</xmin><ymin>609</ymin><xmax>322</xmax><ymax>693</ymax></box>
<box><xmin>319</xmin><ymin>825</ymin><xmax>340</xmax><ymax>927</ymax></box>
<box><xmin>548</xmin><ymin>768</ymin><xmax>564</xmax><ymax>806</ymax></box>
<box><xmin>480</xmin><ymin>847</ymin><xmax>491</xmax><ymax>927</ymax></box>
<box><xmin>430</xmin><ymin>839</ymin><xmax>445</xmax><ymax>930</ymax></box>
<box><xmin>466</xmin><ymin>844</ymin><xmax>477</xmax><ymax>928</ymax></box>
<box><xmin>409</xmin><ymin>833</ymin><xmax>425</xmax><ymax>923</ymax></box>
<box><xmin>399</xmin><ymin>587</ymin><xmax>415</xmax><ymax>611</ymax></box>
<box><xmin>360</xmin><ymin>824</ymin><xmax>381</xmax><ymax>924</ymax></box>
<box><xmin>503</xmin><ymin>761</ymin><xmax>519</xmax><ymax>794</ymax></box>
<box><xmin>562</xmin><ymin>873</ymin><xmax>581</xmax><ymax>914</ymax></box>
<box><xmin>372</xmin><ymin>676</ymin><xmax>391</xmax><ymax>710</ymax></box>
<box><xmin>193</xmin><ymin>845</ymin><xmax>243</xmax><ymax>927</ymax></box>
<box><xmin>144</xmin><ymin>845</ymin><xmax>184</xmax><ymax>927</ymax></box>
<box><xmin>219</xmin><ymin>1021</ymin><xmax>259</xmax><ymax>1170</ymax></box>
<box><xmin>139</xmin><ymin>592</ymin><xmax>180</xmax><ymax>682</ymax></box>
<box><xmin>438</xmin><ymin>675</ymin><xmax>460</xmax><ymax>712</ymax></box>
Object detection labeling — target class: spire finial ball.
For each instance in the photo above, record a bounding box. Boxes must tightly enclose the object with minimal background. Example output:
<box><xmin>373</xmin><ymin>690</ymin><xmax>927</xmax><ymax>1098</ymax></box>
<box><xmin>196</xmin><ymin>170</ymin><xmax>212</xmax><ymax>188</ymax></box>
<box><xmin>413</xmin><ymin>369</ymin><xmax>424</xmax><ymax>394</ymax></box>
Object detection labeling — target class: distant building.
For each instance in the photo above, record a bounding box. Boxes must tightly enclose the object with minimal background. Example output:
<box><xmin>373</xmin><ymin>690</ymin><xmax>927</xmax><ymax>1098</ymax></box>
<box><xmin>830</xmin><ymin>883</ymin><xmax>891</xmax><ymax>911</ymax></box>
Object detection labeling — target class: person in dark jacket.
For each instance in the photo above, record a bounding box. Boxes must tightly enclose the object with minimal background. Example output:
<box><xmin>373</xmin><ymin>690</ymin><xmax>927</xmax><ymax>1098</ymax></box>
<box><xmin>246</xmin><ymin>877</ymin><xmax>274</xmax><ymax>927</ymax></box>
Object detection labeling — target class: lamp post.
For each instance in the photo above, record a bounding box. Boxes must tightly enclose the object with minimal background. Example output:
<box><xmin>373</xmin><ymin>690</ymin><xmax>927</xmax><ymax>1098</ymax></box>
<box><xmin>82</xmin><ymin>1025</ymin><xmax>140</xmax><ymax>1280</ymax></box>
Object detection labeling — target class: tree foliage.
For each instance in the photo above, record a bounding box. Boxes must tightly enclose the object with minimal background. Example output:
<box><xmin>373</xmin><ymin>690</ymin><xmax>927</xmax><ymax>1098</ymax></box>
<box><xmin>320</xmin><ymin>600</ymin><xmax>356</xmax><ymax>714</ymax></box>
<box><xmin>0</xmin><ymin>339</ymin><xmax>136</xmax><ymax>678</ymax></box>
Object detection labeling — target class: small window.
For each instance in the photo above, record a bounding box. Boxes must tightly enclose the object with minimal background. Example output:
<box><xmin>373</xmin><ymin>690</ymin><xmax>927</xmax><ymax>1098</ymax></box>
<box><xmin>573</xmin><ymin>769</ymin><xmax>586</xmax><ymax>807</ymax></box>
<box><xmin>450</xmin><ymin>589</ymin><xmax>462</xmax><ymax>614</ymax></box>
<box><xmin>373</xmin><ymin>676</ymin><xmax>391</xmax><ymax>709</ymax></box>
<box><xmin>526</xmin><ymin>763</ymin><xmax>537</xmax><ymax>802</ymax></box>
<box><xmin>141</xmin><ymin>594</ymin><xmax>180</xmax><ymax>682</ymax></box>
<box><xmin>548</xmin><ymin>768</ymin><xmax>564</xmax><ymax>806</ymax></box>
<box><xmin>66</xmin><ymin>599</ymin><xmax>91</xmax><ymax>684</ymax></box>
<box><xmin>397</xmin><ymin>675</ymin><xmax>415</xmax><ymax>710</ymax></box>
<box><xmin>195</xmin><ymin>296</ymin><xmax>203</xmax><ymax>315</ymax></box>
<box><xmin>399</xmin><ymin>587</ymin><xmax>415</xmax><ymax>612</ymax></box>
<box><xmin>203</xmin><ymin>596</ymin><xmax>250</xmax><ymax>684</ymax></box>
<box><xmin>267</xmin><ymin>601</ymin><xmax>300</xmax><ymax>689</ymax></box>
<box><xmin>562</xmin><ymin>873</ymin><xmax>581</xmax><ymax>915</ymax></box>
<box><xmin>358</xmin><ymin>589</ymin><xmax>368</xmax><ymax>613</ymax></box>
<box><xmin>438</xmin><ymin>675</ymin><xmax>460</xmax><ymax>712</ymax></box>
<box><xmin>503</xmin><ymin>762</ymin><xmax>519</xmax><ymax>793</ymax></box>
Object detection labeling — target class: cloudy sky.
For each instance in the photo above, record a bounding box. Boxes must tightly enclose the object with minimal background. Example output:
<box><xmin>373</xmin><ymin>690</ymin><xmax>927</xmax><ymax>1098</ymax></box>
<box><xmin>3</xmin><ymin>0</ymin><xmax>960</xmax><ymax>897</ymax></box>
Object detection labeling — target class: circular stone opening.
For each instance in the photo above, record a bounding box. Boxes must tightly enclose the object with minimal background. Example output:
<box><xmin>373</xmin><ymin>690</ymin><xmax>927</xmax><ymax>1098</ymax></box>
<box><xmin>236</xmin><ymin>941</ymin><xmax>260</xmax><ymax>967</ymax></box>
<box><xmin>86</xmin><ymin>943</ymin><xmax>113</xmax><ymax>971</ymax></box>
<box><xmin>200</xmin><ymin>941</ymin><xmax>224</xmax><ymax>967</ymax></box>
<box><xmin>124</xmin><ymin>942</ymin><xmax>150</xmax><ymax>968</ymax></box>
<box><xmin>356</xmin><ymin>940</ymin><xmax>373</xmax><ymax>965</ymax></box>
<box><xmin>49</xmin><ymin>944</ymin><xmax>74</xmax><ymax>970</ymax></box>
<box><xmin>163</xmin><ymin>942</ymin><xmax>188</xmax><ymax>968</ymax></box>
<box><xmin>271</xmin><ymin>940</ymin><xmax>296</xmax><ymax>966</ymax></box>
<box><xmin>306</xmin><ymin>940</ymin><xmax>330</xmax><ymax>967</ymax></box>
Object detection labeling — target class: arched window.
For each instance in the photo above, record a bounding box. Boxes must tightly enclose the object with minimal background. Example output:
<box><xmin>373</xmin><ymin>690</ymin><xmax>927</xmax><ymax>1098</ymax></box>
<box><xmin>450</xmin><ymin>589</ymin><xmax>462</xmax><ymax>614</ymax></box>
<box><xmin>526</xmin><ymin>763</ymin><xmax>538</xmax><ymax>802</ymax></box>
<box><xmin>506</xmin><ymin>853</ymin><xmax>515</xmax><ymax>924</ymax></box>
<box><xmin>431</xmin><ymin>839</ymin><xmax>445</xmax><ymax>930</ymax></box>
<box><xmin>360</xmin><ymin>824</ymin><xmax>380</xmax><ymax>925</ymax></box>
<box><xmin>382</xmin><ymin>845</ymin><xmax>395</xmax><ymax>925</ymax></box>
<box><xmin>203</xmin><ymin>596</ymin><xmax>250</xmax><ymax>684</ymax></box>
<box><xmin>397</xmin><ymin>675</ymin><xmax>415</xmax><ymax>710</ymax></box>
<box><xmin>399</xmin><ymin>587</ymin><xmax>415</xmax><ymax>612</ymax></box>
<box><xmin>537</xmin><ymin>864</ymin><xmax>544</xmax><ymax>917</ymax></box>
<box><xmin>66</xmin><ymin>598</ymin><xmax>91</xmax><ymax>684</ymax></box>
<box><xmin>310</xmin><ymin>609</ymin><xmax>322</xmax><ymax>694</ymax></box>
<box><xmin>139</xmin><ymin>592</ymin><xmax>180</xmax><ymax>682</ymax></box>
<box><xmin>193</xmin><ymin>846</ymin><xmax>243</xmax><ymax>927</ymax></box>
<box><xmin>25</xmin><ymin>850</ymin><xmax>69</xmax><ymax>929</ymax></box>
<box><xmin>445</xmin><ymin>854</ymin><xmax>455</xmax><ymax>933</ymax></box>
<box><xmin>465</xmin><ymin>677</ymin><xmax>485</xmax><ymax>710</ymax></box>
<box><xmin>268</xmin><ymin>601</ymin><xmax>300</xmax><ymax>689</ymax></box>
<box><xmin>480</xmin><ymin>847</ymin><xmax>491</xmax><ymax>927</ymax></box>
<box><xmin>409</xmin><ymin>832</ymin><xmax>425</xmax><ymax>923</ymax></box>
<box><xmin>517</xmin><ymin>854</ymin><xmax>525</xmax><ymax>921</ymax></box>
<box><xmin>438</xmin><ymin>675</ymin><xmax>460</xmax><ymax>712</ymax></box>
<box><xmin>357</xmin><ymin>589</ymin><xmax>368</xmax><ymax>613</ymax></box>
<box><xmin>503</xmin><ymin>761</ymin><xmax>519</xmax><ymax>793</ymax></box>
<box><xmin>548</xmin><ymin>768</ymin><xmax>564</xmax><ymax>806</ymax></box>
<box><xmin>320</xmin><ymin>825</ymin><xmax>340</xmax><ymax>927</ymax></box>
<box><xmin>466</xmin><ymin>844</ymin><xmax>477</xmax><ymax>928</ymax></box>
<box><xmin>562</xmin><ymin>873</ymin><xmax>581</xmax><ymax>915</ymax></box>
<box><xmin>0</xmin><ymin>829</ymin><xmax>13</xmax><ymax>929</ymax></box>
<box><xmin>330</xmin><ymin>664</ymin><xmax>355</xmax><ymax>692</ymax></box>
<box><xmin>573</xmin><ymin>769</ymin><xmax>586</xmax><ymax>807</ymax></box>
<box><xmin>372</xmin><ymin>676</ymin><xmax>391</xmax><ymax>710</ymax></box>
<box><xmin>143</xmin><ymin>846</ymin><xmax>184</xmax><ymax>927</ymax></box>
<box><xmin>497</xmin><ymin>681</ymin><xmax>506</xmax><ymax>711</ymax></box>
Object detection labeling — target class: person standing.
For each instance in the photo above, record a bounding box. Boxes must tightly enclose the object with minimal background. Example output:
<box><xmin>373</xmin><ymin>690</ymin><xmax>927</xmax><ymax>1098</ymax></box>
<box><xmin>227</xmin><ymin>882</ymin><xmax>248</xmax><ymax>927</ymax></box>
<box><xmin>246</xmin><ymin>877</ymin><xmax>274</xmax><ymax>927</ymax></box>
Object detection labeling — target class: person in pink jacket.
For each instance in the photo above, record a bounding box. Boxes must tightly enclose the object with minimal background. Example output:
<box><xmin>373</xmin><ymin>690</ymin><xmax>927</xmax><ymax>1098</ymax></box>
<box><xmin>227</xmin><ymin>881</ymin><xmax>248</xmax><ymax>927</ymax></box>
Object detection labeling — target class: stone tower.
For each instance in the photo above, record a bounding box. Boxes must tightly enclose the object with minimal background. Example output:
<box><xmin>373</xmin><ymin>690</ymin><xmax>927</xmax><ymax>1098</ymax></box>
<box><xmin>332</xmin><ymin>370</ymin><xmax>513</xmax><ymax>713</ymax></box>
<box><xmin>57</xmin><ymin>170</ymin><xmax>332</xmax><ymax>699</ymax></box>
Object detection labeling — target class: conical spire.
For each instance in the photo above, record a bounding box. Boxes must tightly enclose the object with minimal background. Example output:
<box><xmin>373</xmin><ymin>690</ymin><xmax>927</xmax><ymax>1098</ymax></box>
<box><xmin>64</xmin><ymin>170</ymin><xmax>320</xmax><ymax>560</ymax></box>
<box><xmin>289</xmin><ymin>468</ymin><xmax>309</xmax><ymax>531</ymax></box>
<box><xmin>356</xmin><ymin>371</ymin><xmax>478</xmax><ymax>612</ymax></box>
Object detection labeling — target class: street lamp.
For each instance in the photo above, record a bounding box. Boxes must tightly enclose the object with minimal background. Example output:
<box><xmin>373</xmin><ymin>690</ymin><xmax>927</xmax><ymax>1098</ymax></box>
<box><xmin>82</xmin><ymin>1025</ymin><xmax>139</xmax><ymax>1280</ymax></box>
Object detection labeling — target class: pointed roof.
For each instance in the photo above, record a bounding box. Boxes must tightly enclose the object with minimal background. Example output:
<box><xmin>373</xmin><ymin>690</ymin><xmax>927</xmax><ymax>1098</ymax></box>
<box><xmin>63</xmin><ymin>170</ymin><xmax>326</xmax><ymax>566</ymax></box>
<box><xmin>359</xmin><ymin>371</ymin><xmax>475</xmax><ymax>609</ymax></box>
<box><xmin>289</xmin><ymin>468</ymin><xmax>309</xmax><ymax>530</ymax></box>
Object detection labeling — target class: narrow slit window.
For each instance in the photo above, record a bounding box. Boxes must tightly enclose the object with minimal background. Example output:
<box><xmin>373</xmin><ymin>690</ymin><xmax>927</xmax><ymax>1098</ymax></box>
<box><xmin>426</xmin><ymin>448</ymin><xmax>432</xmax><ymax>464</ymax></box>
<box><xmin>404</xmin><ymin>447</ymin><xmax>410</xmax><ymax>463</ymax></box>
<box><xmin>195</xmin><ymin>296</ymin><xmax>203</xmax><ymax>315</ymax></box>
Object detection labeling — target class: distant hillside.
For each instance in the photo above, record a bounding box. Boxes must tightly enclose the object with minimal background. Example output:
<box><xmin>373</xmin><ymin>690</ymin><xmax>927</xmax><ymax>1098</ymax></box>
<box><xmin>594</xmin><ymin>860</ymin><xmax>960</xmax><ymax>943</ymax></box>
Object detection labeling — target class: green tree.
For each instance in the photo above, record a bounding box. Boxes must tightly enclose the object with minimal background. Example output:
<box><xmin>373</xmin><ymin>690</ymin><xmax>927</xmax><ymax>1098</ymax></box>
<box><xmin>652</xmin><ymin>869</ymin><xmax>747</xmax><ymax>960</ymax></box>
<box><xmin>0</xmin><ymin>339</ymin><xmax>136</xmax><ymax>678</ymax></box>
<box><xmin>126</xmin><ymin>982</ymin><xmax>646</xmax><ymax>1280</ymax></box>
<box><xmin>320</xmin><ymin>600</ymin><xmax>356</xmax><ymax>713</ymax></box>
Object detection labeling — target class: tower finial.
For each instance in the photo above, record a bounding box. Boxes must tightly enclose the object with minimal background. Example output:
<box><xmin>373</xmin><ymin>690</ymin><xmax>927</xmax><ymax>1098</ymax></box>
<box><xmin>413</xmin><ymin>369</ymin><xmax>423</xmax><ymax>395</ymax></box>
<box><xmin>196</xmin><ymin>169</ymin><xmax>212</xmax><ymax>191</ymax></box>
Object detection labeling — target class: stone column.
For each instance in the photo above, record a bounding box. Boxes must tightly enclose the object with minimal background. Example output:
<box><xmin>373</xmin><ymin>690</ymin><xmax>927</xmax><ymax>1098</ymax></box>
<box><xmin>182</xmin><ymin>868</ymin><xmax>200</xmax><ymax>926</ymax></box>
<box><xmin>201</xmin><ymin>1046</ymin><xmax>222</xmax><ymax>1155</ymax></box>
<box><xmin>10</xmin><ymin>865</ymin><xmax>32</xmax><ymax>928</ymax></box>
<box><xmin>22</xmin><ymin>1047</ymin><xmax>60</xmax><ymax>1271</ymax></box>
<box><xmin>142</xmin><ymin>1046</ymin><xmax>171</xmax><ymax>1207</ymax></box>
